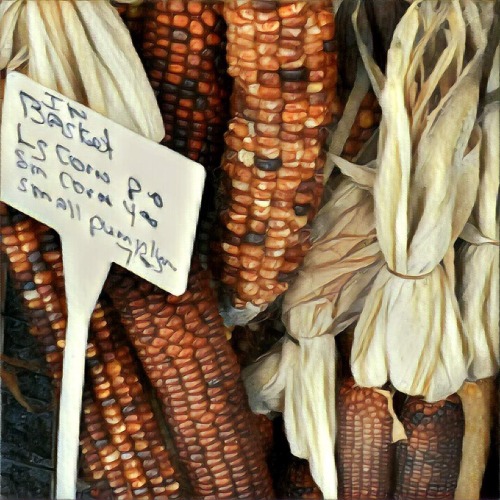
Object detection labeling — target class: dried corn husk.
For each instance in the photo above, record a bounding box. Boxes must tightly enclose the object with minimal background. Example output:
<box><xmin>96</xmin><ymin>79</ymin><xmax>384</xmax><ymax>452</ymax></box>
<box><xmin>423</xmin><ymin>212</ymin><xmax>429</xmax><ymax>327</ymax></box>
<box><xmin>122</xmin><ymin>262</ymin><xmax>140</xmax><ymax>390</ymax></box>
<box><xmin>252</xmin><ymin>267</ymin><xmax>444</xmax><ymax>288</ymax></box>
<box><xmin>282</xmin><ymin>178</ymin><xmax>383</xmax><ymax>340</ymax></box>
<box><xmin>0</xmin><ymin>0</ymin><xmax>163</xmax><ymax>140</ymax></box>
<box><xmin>455</xmin><ymin>45</ymin><xmax>499</xmax><ymax>381</ymax></box>
<box><xmin>348</xmin><ymin>0</ymin><xmax>490</xmax><ymax>402</ymax></box>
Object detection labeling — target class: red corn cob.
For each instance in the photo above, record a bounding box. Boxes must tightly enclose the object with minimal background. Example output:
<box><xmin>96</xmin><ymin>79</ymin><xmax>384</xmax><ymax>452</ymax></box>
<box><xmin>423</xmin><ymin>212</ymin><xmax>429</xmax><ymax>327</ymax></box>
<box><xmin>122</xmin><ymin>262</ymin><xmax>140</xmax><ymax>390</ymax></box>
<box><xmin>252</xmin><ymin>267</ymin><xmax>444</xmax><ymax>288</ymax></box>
<box><xmin>139</xmin><ymin>0</ymin><xmax>230</xmax><ymax>169</ymax></box>
<box><xmin>337</xmin><ymin>378</ymin><xmax>394</xmax><ymax>500</ymax></box>
<box><xmin>218</xmin><ymin>0</ymin><xmax>337</xmax><ymax>317</ymax></box>
<box><xmin>135</xmin><ymin>1</ymin><xmax>230</xmax><ymax>263</ymax></box>
<box><xmin>85</xmin><ymin>299</ymin><xmax>182</xmax><ymax>499</ymax></box>
<box><xmin>105</xmin><ymin>262</ymin><xmax>275</xmax><ymax>499</ymax></box>
<box><xmin>0</xmin><ymin>206</ymin><xmax>66</xmax><ymax>386</ymax></box>
<box><xmin>394</xmin><ymin>395</ymin><xmax>465</xmax><ymax>500</ymax></box>
<box><xmin>280</xmin><ymin>456</ymin><xmax>323</xmax><ymax>500</ymax></box>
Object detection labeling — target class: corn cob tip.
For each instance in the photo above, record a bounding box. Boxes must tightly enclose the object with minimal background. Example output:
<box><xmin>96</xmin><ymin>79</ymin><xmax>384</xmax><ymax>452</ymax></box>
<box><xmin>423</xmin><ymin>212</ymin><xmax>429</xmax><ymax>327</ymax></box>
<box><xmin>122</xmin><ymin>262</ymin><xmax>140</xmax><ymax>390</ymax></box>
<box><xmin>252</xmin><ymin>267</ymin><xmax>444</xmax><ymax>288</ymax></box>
<box><xmin>219</xmin><ymin>293</ymin><xmax>263</xmax><ymax>326</ymax></box>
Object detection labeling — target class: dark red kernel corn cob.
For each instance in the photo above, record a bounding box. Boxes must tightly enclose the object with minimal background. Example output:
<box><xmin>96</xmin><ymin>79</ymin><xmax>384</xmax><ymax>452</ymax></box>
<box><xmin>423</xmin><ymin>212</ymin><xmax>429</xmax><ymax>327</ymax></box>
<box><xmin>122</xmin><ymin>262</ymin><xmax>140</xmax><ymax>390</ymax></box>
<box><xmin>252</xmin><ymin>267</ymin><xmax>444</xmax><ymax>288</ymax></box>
<box><xmin>332</xmin><ymin>0</ymin><xmax>407</xmax><ymax>161</ymax></box>
<box><xmin>139</xmin><ymin>0</ymin><xmax>230</xmax><ymax>169</ymax></box>
<box><xmin>337</xmin><ymin>378</ymin><xmax>394</xmax><ymax>500</ymax></box>
<box><xmin>279</xmin><ymin>456</ymin><xmax>323</xmax><ymax>500</ymax></box>
<box><xmin>0</xmin><ymin>206</ymin><xmax>66</xmax><ymax>386</ymax></box>
<box><xmin>112</xmin><ymin>1</ymin><xmax>146</xmax><ymax>51</ymax></box>
<box><xmin>105</xmin><ymin>263</ymin><xmax>275</xmax><ymax>499</ymax></box>
<box><xmin>86</xmin><ymin>300</ymin><xmax>182</xmax><ymax>499</ymax></box>
<box><xmin>218</xmin><ymin>0</ymin><xmax>337</xmax><ymax>316</ymax></box>
<box><xmin>394</xmin><ymin>395</ymin><xmax>465</xmax><ymax>500</ymax></box>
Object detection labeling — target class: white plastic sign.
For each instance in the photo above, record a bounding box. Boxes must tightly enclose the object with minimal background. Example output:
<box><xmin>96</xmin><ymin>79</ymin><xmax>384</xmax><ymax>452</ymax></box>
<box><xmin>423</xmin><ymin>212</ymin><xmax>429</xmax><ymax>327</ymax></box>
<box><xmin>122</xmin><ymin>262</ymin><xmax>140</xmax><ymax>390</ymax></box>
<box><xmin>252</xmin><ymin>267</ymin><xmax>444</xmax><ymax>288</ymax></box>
<box><xmin>0</xmin><ymin>72</ymin><xmax>206</xmax><ymax>499</ymax></box>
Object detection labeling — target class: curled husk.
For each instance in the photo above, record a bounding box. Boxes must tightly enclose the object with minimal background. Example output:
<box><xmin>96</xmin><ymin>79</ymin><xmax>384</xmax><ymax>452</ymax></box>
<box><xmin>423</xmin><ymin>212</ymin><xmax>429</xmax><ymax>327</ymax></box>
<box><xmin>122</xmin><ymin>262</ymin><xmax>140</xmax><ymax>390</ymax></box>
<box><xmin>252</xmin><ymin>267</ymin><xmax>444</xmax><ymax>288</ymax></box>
<box><xmin>0</xmin><ymin>0</ymin><xmax>163</xmax><ymax>140</ymax></box>
<box><xmin>350</xmin><ymin>0</ymin><xmax>490</xmax><ymax>402</ymax></box>
<box><xmin>455</xmin><ymin>45</ymin><xmax>499</xmax><ymax>381</ymax></box>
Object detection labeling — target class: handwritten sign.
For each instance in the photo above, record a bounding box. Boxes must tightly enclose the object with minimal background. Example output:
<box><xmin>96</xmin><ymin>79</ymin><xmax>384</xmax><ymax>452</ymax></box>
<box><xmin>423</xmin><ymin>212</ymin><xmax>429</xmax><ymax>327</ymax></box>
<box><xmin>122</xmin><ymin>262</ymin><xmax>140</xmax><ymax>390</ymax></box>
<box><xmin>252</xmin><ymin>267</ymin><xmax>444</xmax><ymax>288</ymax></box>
<box><xmin>0</xmin><ymin>72</ymin><xmax>206</xmax><ymax>498</ymax></box>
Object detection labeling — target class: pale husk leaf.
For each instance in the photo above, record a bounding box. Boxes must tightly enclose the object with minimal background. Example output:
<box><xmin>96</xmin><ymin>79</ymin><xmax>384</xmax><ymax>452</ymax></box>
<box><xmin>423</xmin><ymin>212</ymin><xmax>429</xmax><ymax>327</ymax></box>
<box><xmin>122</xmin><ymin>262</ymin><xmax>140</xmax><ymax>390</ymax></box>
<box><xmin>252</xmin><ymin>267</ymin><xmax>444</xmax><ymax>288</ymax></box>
<box><xmin>0</xmin><ymin>0</ymin><xmax>163</xmax><ymax>141</ymax></box>
<box><xmin>455</xmin><ymin>47</ymin><xmax>499</xmax><ymax>381</ymax></box>
<box><xmin>282</xmin><ymin>177</ymin><xmax>383</xmax><ymax>340</ymax></box>
<box><xmin>351</xmin><ymin>0</ymin><xmax>488</xmax><ymax>402</ymax></box>
<box><xmin>243</xmin><ymin>336</ymin><xmax>338</xmax><ymax>499</ymax></box>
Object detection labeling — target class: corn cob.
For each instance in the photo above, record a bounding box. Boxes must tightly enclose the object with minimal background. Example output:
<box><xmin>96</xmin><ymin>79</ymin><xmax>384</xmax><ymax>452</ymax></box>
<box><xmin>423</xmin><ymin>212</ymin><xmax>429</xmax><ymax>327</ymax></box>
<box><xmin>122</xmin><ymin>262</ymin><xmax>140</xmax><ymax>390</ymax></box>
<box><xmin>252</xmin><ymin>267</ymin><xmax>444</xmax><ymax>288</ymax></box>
<box><xmin>218</xmin><ymin>0</ymin><xmax>337</xmax><ymax>319</ymax></box>
<box><xmin>231</xmin><ymin>322</ymin><xmax>283</xmax><ymax>369</ymax></box>
<box><xmin>331</xmin><ymin>92</ymin><xmax>380</xmax><ymax>160</ymax></box>
<box><xmin>279</xmin><ymin>456</ymin><xmax>323</xmax><ymax>500</ymax></box>
<box><xmin>139</xmin><ymin>0</ymin><xmax>229</xmax><ymax>169</ymax></box>
<box><xmin>112</xmin><ymin>1</ymin><xmax>145</xmax><ymax>51</ymax></box>
<box><xmin>268</xmin><ymin>418</ymin><xmax>321</xmax><ymax>500</ymax></box>
<box><xmin>80</xmin><ymin>422</ymin><xmax>113</xmax><ymax>497</ymax></box>
<box><xmin>455</xmin><ymin>379</ymin><xmax>495</xmax><ymax>500</ymax></box>
<box><xmin>395</xmin><ymin>395</ymin><xmax>465</xmax><ymax>500</ymax></box>
<box><xmin>0</xmin><ymin>205</ymin><xmax>65</xmax><ymax>386</ymax></box>
<box><xmin>105</xmin><ymin>263</ymin><xmax>275</xmax><ymax>499</ymax></box>
<box><xmin>85</xmin><ymin>299</ymin><xmax>182</xmax><ymax>500</ymax></box>
<box><xmin>337</xmin><ymin>377</ymin><xmax>394</xmax><ymax>500</ymax></box>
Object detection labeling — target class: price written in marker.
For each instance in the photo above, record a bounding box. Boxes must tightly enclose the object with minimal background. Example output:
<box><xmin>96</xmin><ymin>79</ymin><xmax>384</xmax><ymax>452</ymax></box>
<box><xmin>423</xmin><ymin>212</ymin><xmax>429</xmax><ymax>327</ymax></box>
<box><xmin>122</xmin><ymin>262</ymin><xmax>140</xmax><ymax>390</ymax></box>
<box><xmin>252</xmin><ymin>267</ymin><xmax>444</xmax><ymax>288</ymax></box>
<box><xmin>0</xmin><ymin>72</ymin><xmax>206</xmax><ymax>499</ymax></box>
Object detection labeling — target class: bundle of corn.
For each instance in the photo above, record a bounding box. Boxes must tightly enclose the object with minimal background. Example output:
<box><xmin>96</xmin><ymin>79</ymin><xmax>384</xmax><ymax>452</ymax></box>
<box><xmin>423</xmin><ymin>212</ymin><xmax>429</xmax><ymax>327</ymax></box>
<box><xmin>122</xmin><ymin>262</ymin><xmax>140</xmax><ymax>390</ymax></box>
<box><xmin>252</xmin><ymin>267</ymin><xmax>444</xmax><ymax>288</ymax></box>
<box><xmin>105</xmin><ymin>262</ymin><xmax>275</xmax><ymax>499</ymax></box>
<box><xmin>394</xmin><ymin>395</ymin><xmax>465</xmax><ymax>500</ymax></box>
<box><xmin>0</xmin><ymin>205</ymin><xmax>184</xmax><ymax>498</ymax></box>
<box><xmin>349</xmin><ymin>0</ymin><xmax>490</xmax><ymax>402</ymax></box>
<box><xmin>0</xmin><ymin>209</ymin><xmax>183</xmax><ymax>499</ymax></box>
<box><xmin>455</xmin><ymin>41</ymin><xmax>499</xmax><ymax>500</ymax></box>
<box><xmin>138</xmin><ymin>0</ymin><xmax>229</xmax><ymax>169</ymax></box>
<box><xmin>218</xmin><ymin>0</ymin><xmax>337</xmax><ymax>325</ymax></box>
<box><xmin>0</xmin><ymin>1</ymin><xmax>164</xmax><ymax>495</ymax></box>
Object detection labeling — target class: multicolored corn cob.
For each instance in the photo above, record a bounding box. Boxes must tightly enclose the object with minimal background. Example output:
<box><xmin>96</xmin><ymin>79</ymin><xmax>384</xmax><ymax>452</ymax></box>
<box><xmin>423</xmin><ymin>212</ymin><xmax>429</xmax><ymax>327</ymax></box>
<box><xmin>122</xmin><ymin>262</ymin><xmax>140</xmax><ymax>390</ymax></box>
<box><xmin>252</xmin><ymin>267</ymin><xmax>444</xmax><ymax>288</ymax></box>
<box><xmin>0</xmin><ymin>206</ymin><xmax>66</xmax><ymax>386</ymax></box>
<box><xmin>84</xmin><ymin>299</ymin><xmax>182</xmax><ymax>500</ymax></box>
<box><xmin>138</xmin><ymin>0</ymin><xmax>229</xmax><ymax>169</ymax></box>
<box><xmin>337</xmin><ymin>378</ymin><xmax>394</xmax><ymax>500</ymax></box>
<box><xmin>217</xmin><ymin>0</ymin><xmax>337</xmax><ymax>320</ymax></box>
<box><xmin>395</xmin><ymin>395</ymin><xmax>465</xmax><ymax>500</ymax></box>
<box><xmin>105</xmin><ymin>263</ymin><xmax>275</xmax><ymax>499</ymax></box>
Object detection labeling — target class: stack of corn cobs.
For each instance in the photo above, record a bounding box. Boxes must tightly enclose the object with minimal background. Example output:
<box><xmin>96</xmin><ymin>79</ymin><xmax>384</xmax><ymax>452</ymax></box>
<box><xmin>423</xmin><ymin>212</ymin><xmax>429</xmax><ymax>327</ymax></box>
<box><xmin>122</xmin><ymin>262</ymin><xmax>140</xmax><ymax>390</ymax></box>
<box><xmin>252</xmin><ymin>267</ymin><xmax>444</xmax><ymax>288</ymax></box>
<box><xmin>0</xmin><ymin>0</ymin><xmax>498</xmax><ymax>499</ymax></box>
